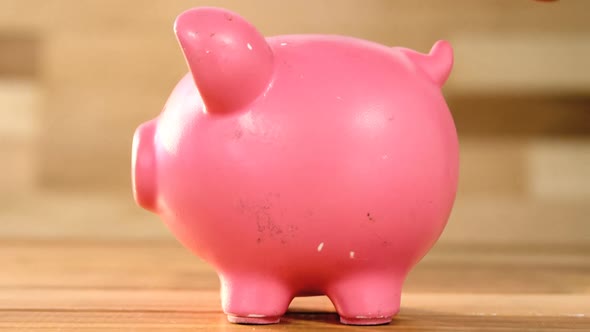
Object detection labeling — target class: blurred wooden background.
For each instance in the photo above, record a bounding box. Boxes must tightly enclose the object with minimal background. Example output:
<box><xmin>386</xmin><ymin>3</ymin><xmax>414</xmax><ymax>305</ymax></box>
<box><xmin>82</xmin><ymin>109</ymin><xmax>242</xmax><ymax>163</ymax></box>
<box><xmin>1</xmin><ymin>0</ymin><xmax>589</xmax><ymax>246</ymax></box>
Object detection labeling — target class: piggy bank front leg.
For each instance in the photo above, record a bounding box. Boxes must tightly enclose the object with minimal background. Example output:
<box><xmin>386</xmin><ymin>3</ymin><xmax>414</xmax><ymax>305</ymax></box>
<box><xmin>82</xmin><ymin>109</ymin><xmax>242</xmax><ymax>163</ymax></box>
<box><xmin>326</xmin><ymin>272</ymin><xmax>403</xmax><ymax>325</ymax></box>
<box><xmin>220</xmin><ymin>274</ymin><xmax>293</xmax><ymax>324</ymax></box>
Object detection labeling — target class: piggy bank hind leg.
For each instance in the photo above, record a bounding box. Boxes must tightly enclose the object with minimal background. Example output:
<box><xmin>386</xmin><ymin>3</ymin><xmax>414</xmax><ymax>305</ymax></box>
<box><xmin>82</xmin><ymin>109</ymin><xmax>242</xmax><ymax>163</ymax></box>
<box><xmin>326</xmin><ymin>273</ymin><xmax>403</xmax><ymax>325</ymax></box>
<box><xmin>220</xmin><ymin>274</ymin><xmax>293</xmax><ymax>324</ymax></box>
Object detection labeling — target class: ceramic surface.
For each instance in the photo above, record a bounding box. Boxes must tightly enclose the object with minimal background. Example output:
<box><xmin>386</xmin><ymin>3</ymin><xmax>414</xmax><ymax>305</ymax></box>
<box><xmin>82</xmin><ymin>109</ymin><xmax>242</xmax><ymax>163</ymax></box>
<box><xmin>132</xmin><ymin>6</ymin><xmax>458</xmax><ymax>325</ymax></box>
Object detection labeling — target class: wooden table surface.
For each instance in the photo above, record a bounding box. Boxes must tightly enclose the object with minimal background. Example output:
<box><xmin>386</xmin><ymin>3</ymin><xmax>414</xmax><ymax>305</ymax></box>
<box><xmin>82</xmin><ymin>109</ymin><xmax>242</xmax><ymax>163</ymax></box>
<box><xmin>1</xmin><ymin>239</ymin><xmax>588</xmax><ymax>331</ymax></box>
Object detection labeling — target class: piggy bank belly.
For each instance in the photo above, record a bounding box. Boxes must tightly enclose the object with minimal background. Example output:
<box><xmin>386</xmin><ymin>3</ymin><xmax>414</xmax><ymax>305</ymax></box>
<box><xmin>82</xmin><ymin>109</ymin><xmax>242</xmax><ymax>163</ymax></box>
<box><xmin>155</xmin><ymin>71</ymin><xmax>458</xmax><ymax>281</ymax></box>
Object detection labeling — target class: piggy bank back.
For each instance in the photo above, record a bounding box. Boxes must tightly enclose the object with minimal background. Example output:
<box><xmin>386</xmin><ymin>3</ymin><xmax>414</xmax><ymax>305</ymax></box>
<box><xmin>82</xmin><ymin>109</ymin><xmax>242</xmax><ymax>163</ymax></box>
<box><xmin>132</xmin><ymin>7</ymin><xmax>458</xmax><ymax>326</ymax></box>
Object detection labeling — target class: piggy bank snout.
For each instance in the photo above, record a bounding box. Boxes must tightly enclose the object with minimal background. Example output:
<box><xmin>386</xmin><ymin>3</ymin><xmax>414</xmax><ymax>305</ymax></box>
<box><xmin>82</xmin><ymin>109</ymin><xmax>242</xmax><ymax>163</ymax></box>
<box><xmin>132</xmin><ymin>120</ymin><xmax>158</xmax><ymax>212</ymax></box>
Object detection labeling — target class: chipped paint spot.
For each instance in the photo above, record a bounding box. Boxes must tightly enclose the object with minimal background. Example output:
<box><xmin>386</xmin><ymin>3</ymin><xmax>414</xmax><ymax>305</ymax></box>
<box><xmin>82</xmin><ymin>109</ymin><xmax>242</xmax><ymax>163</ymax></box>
<box><xmin>280</xmin><ymin>42</ymin><xmax>288</xmax><ymax>46</ymax></box>
<box><xmin>317</xmin><ymin>242</ymin><xmax>324</xmax><ymax>252</ymax></box>
<box><xmin>247</xmin><ymin>43</ymin><xmax>253</xmax><ymax>51</ymax></box>
<box><xmin>238</xmin><ymin>112</ymin><xmax>255</xmax><ymax>133</ymax></box>
<box><xmin>349</xmin><ymin>251</ymin><xmax>355</xmax><ymax>259</ymax></box>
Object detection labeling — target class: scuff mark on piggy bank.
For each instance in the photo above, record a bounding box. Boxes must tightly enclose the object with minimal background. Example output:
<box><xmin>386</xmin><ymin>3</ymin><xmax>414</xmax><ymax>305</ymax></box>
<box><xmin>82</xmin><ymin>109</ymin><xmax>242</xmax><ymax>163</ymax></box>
<box><xmin>132</xmin><ymin>6</ymin><xmax>459</xmax><ymax>326</ymax></box>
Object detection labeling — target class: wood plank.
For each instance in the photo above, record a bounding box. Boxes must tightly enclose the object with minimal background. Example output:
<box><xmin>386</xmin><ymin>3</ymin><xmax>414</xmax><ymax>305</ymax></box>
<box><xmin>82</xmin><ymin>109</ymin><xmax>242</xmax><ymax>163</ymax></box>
<box><xmin>0</xmin><ymin>0</ymin><xmax>53</xmax><ymax>29</ymax></box>
<box><xmin>1</xmin><ymin>190</ymin><xmax>589</xmax><ymax>246</ymax></box>
<box><xmin>36</xmin><ymin>89</ymin><xmax>166</xmax><ymax>189</ymax></box>
<box><xmin>1</xmin><ymin>289</ymin><xmax>588</xmax><ymax>317</ymax></box>
<box><xmin>35</xmin><ymin>0</ymin><xmax>590</xmax><ymax>95</ymax></box>
<box><xmin>25</xmin><ymin>0</ymin><xmax>590</xmax><ymax>35</ymax></box>
<box><xmin>448</xmin><ymin>34</ymin><xmax>590</xmax><ymax>94</ymax></box>
<box><xmin>0</xmin><ymin>193</ymin><xmax>169</xmax><ymax>240</ymax></box>
<box><xmin>0</xmin><ymin>79</ymin><xmax>39</xmax><ymax>192</ymax></box>
<box><xmin>0</xmin><ymin>33</ymin><xmax>39</xmax><ymax>78</ymax></box>
<box><xmin>450</xmin><ymin>96</ymin><xmax>590</xmax><ymax>138</ymax></box>
<box><xmin>30</xmin><ymin>0</ymin><xmax>590</xmax><ymax>190</ymax></box>
<box><xmin>445</xmin><ymin>195</ymin><xmax>590</xmax><ymax>246</ymax></box>
<box><xmin>0</xmin><ymin>240</ymin><xmax>587</xmax><ymax>330</ymax></box>
<box><xmin>0</xmin><ymin>140</ymin><xmax>36</xmax><ymax>193</ymax></box>
<box><xmin>38</xmin><ymin>9</ymin><xmax>590</xmax><ymax>95</ymax></box>
<box><xmin>0</xmin><ymin>79</ymin><xmax>39</xmax><ymax>139</ymax></box>
<box><xmin>527</xmin><ymin>139</ymin><xmax>590</xmax><ymax>199</ymax></box>
<box><xmin>41</xmin><ymin>32</ymin><xmax>184</xmax><ymax>93</ymax></box>
<box><xmin>0</xmin><ymin>241</ymin><xmax>587</xmax><ymax>294</ymax></box>
<box><xmin>0</xmin><ymin>311</ymin><xmax>588</xmax><ymax>331</ymax></box>
<box><xmin>0</xmin><ymin>293</ymin><xmax>588</xmax><ymax>331</ymax></box>
<box><xmin>37</xmin><ymin>94</ymin><xmax>590</xmax><ymax>190</ymax></box>
<box><xmin>458</xmin><ymin>139</ymin><xmax>527</xmax><ymax>195</ymax></box>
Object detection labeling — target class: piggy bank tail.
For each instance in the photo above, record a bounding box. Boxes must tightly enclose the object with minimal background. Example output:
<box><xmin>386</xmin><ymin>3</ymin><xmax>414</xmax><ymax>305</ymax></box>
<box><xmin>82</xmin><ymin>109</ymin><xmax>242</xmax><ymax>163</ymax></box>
<box><xmin>399</xmin><ymin>40</ymin><xmax>454</xmax><ymax>87</ymax></box>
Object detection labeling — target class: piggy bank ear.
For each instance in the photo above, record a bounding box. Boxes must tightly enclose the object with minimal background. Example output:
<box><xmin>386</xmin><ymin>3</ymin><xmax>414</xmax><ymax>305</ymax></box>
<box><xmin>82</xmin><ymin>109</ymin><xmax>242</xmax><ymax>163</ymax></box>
<box><xmin>174</xmin><ymin>7</ymin><xmax>274</xmax><ymax>114</ymax></box>
<box><xmin>399</xmin><ymin>40</ymin><xmax>453</xmax><ymax>87</ymax></box>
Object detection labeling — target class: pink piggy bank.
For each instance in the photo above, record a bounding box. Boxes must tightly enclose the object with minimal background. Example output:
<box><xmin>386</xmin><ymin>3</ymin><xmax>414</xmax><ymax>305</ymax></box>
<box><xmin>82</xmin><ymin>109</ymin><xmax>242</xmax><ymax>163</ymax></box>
<box><xmin>132</xmin><ymin>7</ymin><xmax>458</xmax><ymax>326</ymax></box>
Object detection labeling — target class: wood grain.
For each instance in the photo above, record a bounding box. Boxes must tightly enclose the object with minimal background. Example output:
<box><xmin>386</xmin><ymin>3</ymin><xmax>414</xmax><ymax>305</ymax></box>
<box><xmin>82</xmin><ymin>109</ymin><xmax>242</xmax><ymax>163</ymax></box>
<box><xmin>0</xmin><ymin>241</ymin><xmax>588</xmax><ymax>331</ymax></box>
<box><xmin>0</xmin><ymin>240</ymin><xmax>588</xmax><ymax>292</ymax></box>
